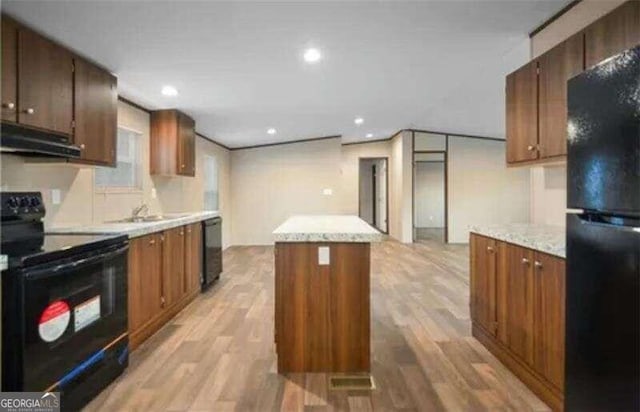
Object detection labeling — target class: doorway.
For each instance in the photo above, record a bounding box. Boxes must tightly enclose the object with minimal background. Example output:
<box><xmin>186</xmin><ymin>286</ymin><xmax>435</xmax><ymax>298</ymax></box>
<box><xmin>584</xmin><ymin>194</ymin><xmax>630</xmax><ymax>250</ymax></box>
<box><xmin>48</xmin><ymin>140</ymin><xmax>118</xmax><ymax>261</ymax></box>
<box><xmin>358</xmin><ymin>157</ymin><xmax>388</xmax><ymax>233</ymax></box>
<box><xmin>413</xmin><ymin>152</ymin><xmax>446</xmax><ymax>243</ymax></box>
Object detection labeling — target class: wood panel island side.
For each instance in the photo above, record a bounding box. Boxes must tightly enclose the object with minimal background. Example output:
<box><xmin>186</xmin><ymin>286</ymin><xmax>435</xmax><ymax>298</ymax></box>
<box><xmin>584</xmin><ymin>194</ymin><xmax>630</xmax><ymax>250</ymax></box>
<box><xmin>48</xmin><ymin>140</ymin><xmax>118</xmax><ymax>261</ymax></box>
<box><xmin>273</xmin><ymin>215</ymin><xmax>383</xmax><ymax>374</ymax></box>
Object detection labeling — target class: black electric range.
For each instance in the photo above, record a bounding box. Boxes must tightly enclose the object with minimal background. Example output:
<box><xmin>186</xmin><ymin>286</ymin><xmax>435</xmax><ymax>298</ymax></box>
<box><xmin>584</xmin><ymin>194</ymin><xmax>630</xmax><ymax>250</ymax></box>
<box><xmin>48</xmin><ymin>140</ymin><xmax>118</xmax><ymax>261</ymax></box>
<box><xmin>1</xmin><ymin>192</ymin><xmax>129</xmax><ymax>411</ymax></box>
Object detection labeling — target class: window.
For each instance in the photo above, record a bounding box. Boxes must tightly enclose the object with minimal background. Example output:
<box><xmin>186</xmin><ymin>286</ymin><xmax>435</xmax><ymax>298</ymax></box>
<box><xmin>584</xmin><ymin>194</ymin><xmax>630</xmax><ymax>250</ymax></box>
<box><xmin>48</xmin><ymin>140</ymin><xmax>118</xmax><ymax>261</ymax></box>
<box><xmin>95</xmin><ymin>127</ymin><xmax>142</xmax><ymax>190</ymax></box>
<box><xmin>204</xmin><ymin>155</ymin><xmax>219</xmax><ymax>210</ymax></box>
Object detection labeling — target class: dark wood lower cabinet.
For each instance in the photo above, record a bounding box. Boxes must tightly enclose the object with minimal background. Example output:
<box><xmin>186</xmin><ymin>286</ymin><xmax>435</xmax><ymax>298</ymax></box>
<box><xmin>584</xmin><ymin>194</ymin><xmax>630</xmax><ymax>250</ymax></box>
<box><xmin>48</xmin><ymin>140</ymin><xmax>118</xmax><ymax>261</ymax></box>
<box><xmin>275</xmin><ymin>242</ymin><xmax>370</xmax><ymax>373</ymax></box>
<box><xmin>128</xmin><ymin>224</ymin><xmax>202</xmax><ymax>350</ymax></box>
<box><xmin>470</xmin><ymin>233</ymin><xmax>565</xmax><ymax>411</ymax></box>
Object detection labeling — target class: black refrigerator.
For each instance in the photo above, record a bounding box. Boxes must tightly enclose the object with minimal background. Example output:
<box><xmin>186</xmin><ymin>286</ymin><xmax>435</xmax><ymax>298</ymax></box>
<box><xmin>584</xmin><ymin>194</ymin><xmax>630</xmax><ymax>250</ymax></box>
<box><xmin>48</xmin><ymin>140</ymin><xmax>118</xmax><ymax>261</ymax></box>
<box><xmin>566</xmin><ymin>45</ymin><xmax>640</xmax><ymax>411</ymax></box>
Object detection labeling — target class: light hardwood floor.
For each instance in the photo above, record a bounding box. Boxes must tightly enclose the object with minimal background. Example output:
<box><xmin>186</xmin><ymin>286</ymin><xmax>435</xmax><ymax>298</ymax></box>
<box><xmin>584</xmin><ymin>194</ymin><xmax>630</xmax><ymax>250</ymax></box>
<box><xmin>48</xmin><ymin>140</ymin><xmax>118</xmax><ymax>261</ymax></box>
<box><xmin>86</xmin><ymin>239</ymin><xmax>549</xmax><ymax>411</ymax></box>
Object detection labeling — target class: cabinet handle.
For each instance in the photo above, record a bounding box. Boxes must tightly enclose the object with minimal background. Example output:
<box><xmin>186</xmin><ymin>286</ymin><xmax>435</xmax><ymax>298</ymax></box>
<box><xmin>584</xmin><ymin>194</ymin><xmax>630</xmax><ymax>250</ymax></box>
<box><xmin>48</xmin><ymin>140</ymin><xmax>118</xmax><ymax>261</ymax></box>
<box><xmin>187</xmin><ymin>228</ymin><xmax>192</xmax><ymax>234</ymax></box>
<box><xmin>527</xmin><ymin>145</ymin><xmax>535</xmax><ymax>151</ymax></box>
<box><xmin>534</xmin><ymin>261</ymin><xmax>543</xmax><ymax>269</ymax></box>
<box><xmin>160</xmin><ymin>296</ymin><xmax>165</xmax><ymax>307</ymax></box>
<box><xmin>521</xmin><ymin>257</ymin><xmax>530</xmax><ymax>265</ymax></box>
<box><xmin>80</xmin><ymin>144</ymin><xmax>86</xmax><ymax>150</ymax></box>
<box><xmin>180</xmin><ymin>230</ymin><xmax>184</xmax><ymax>236</ymax></box>
<box><xmin>486</xmin><ymin>246</ymin><xmax>494</xmax><ymax>253</ymax></box>
<box><xmin>2</xmin><ymin>102</ymin><xmax>15</xmax><ymax>110</ymax></box>
<box><xmin>181</xmin><ymin>164</ymin><xmax>185</xmax><ymax>169</ymax></box>
<box><xmin>149</xmin><ymin>239</ymin><xmax>156</xmax><ymax>245</ymax></box>
<box><xmin>23</xmin><ymin>108</ymin><xmax>35</xmax><ymax>115</ymax></box>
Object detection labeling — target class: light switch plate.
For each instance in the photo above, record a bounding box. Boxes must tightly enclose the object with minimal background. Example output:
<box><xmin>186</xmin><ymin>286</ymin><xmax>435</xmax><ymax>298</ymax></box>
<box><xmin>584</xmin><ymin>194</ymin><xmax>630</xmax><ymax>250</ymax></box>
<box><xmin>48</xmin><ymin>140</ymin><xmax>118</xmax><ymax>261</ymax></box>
<box><xmin>318</xmin><ymin>246</ymin><xmax>330</xmax><ymax>265</ymax></box>
<box><xmin>51</xmin><ymin>189</ymin><xmax>61</xmax><ymax>205</ymax></box>
<box><xmin>323</xmin><ymin>188</ymin><xmax>333</xmax><ymax>196</ymax></box>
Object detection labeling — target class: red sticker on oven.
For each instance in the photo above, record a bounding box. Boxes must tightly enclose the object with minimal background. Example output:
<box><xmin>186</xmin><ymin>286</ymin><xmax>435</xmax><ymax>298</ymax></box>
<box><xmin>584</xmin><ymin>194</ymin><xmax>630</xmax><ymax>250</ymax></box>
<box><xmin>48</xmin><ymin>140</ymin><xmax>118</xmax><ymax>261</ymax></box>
<box><xmin>38</xmin><ymin>300</ymin><xmax>70</xmax><ymax>342</ymax></box>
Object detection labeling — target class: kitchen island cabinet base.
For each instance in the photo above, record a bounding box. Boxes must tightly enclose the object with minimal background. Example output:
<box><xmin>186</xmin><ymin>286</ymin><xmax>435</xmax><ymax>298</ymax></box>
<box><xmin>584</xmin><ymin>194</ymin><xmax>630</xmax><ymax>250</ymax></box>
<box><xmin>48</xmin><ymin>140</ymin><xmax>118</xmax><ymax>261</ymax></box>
<box><xmin>275</xmin><ymin>242</ymin><xmax>370</xmax><ymax>374</ymax></box>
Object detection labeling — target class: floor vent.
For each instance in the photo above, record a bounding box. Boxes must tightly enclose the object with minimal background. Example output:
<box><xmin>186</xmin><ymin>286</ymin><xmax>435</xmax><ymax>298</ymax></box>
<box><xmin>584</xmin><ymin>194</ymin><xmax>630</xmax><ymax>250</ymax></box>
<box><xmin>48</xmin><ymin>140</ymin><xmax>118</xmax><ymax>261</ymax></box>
<box><xmin>329</xmin><ymin>375</ymin><xmax>376</xmax><ymax>391</ymax></box>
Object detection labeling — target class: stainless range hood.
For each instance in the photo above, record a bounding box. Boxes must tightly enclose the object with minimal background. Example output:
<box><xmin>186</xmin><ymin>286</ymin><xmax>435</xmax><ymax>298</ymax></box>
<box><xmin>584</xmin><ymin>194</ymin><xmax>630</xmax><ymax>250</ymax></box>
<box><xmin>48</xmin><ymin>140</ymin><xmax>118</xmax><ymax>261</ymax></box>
<box><xmin>1</xmin><ymin>123</ymin><xmax>81</xmax><ymax>158</ymax></box>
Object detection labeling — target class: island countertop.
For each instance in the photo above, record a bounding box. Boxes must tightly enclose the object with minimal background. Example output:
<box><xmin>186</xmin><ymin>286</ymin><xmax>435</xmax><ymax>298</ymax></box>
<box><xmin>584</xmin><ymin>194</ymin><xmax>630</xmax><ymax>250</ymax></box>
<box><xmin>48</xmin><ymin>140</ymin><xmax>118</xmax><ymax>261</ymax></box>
<box><xmin>273</xmin><ymin>215</ymin><xmax>384</xmax><ymax>243</ymax></box>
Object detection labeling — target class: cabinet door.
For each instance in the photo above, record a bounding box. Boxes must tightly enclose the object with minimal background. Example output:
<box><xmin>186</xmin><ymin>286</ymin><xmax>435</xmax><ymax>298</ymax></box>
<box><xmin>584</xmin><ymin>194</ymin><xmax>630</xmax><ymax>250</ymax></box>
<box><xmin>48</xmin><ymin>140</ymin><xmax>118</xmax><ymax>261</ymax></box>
<box><xmin>585</xmin><ymin>1</ymin><xmax>640</xmax><ymax>69</ymax></box>
<box><xmin>184</xmin><ymin>222</ymin><xmax>202</xmax><ymax>294</ymax></box>
<box><xmin>18</xmin><ymin>28</ymin><xmax>73</xmax><ymax>135</ymax></box>
<box><xmin>1</xmin><ymin>16</ymin><xmax>18</xmax><ymax>122</ymax></box>
<box><xmin>177</xmin><ymin>113</ymin><xmax>195</xmax><ymax>176</ymax></box>
<box><xmin>162</xmin><ymin>226</ymin><xmax>186</xmax><ymax>307</ymax></box>
<box><xmin>73</xmin><ymin>58</ymin><xmax>117</xmax><ymax>166</ymax></box>
<box><xmin>533</xmin><ymin>252</ymin><xmax>565</xmax><ymax>391</ymax></box>
<box><xmin>128</xmin><ymin>233</ymin><xmax>163</xmax><ymax>332</ymax></box>
<box><xmin>470</xmin><ymin>234</ymin><xmax>497</xmax><ymax>334</ymax></box>
<box><xmin>498</xmin><ymin>243</ymin><xmax>534</xmax><ymax>366</ymax></box>
<box><xmin>506</xmin><ymin>61</ymin><xmax>539</xmax><ymax>164</ymax></box>
<box><xmin>538</xmin><ymin>33</ymin><xmax>584</xmax><ymax>159</ymax></box>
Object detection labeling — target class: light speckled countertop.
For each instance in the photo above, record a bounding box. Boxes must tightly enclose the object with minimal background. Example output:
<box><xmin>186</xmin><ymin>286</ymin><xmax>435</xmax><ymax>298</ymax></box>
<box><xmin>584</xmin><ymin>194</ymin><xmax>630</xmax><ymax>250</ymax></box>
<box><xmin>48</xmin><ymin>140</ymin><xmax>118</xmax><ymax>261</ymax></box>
<box><xmin>469</xmin><ymin>223</ymin><xmax>565</xmax><ymax>258</ymax></box>
<box><xmin>48</xmin><ymin>211</ymin><xmax>220</xmax><ymax>239</ymax></box>
<box><xmin>274</xmin><ymin>215</ymin><xmax>383</xmax><ymax>243</ymax></box>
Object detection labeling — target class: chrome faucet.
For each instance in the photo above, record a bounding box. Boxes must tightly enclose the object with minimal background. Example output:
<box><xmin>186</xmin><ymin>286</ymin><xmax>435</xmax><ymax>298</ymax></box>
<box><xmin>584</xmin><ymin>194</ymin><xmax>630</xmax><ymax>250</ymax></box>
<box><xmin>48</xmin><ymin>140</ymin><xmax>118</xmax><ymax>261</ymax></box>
<box><xmin>132</xmin><ymin>203</ymin><xmax>149</xmax><ymax>219</ymax></box>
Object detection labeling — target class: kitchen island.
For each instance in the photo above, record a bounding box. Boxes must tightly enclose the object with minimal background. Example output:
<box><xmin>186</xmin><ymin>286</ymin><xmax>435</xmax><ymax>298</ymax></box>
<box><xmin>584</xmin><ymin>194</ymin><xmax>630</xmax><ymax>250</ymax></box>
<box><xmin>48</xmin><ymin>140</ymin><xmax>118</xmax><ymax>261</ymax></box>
<box><xmin>273</xmin><ymin>215</ymin><xmax>383</xmax><ymax>373</ymax></box>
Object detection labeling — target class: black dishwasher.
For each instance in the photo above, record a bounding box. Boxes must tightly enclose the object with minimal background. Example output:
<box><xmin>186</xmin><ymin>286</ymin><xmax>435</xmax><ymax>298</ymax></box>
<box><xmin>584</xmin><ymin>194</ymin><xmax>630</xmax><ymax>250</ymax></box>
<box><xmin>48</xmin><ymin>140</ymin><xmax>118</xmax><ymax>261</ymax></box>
<box><xmin>202</xmin><ymin>217</ymin><xmax>222</xmax><ymax>291</ymax></box>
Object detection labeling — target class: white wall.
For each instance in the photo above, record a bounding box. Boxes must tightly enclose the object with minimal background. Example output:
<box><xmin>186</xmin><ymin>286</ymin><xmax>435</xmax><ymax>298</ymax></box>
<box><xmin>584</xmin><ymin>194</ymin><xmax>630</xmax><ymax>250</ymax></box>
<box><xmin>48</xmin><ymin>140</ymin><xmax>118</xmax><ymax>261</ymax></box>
<box><xmin>389</xmin><ymin>131</ymin><xmax>413</xmax><ymax>243</ymax></box>
<box><xmin>230</xmin><ymin>138</ymin><xmax>347</xmax><ymax>245</ymax></box>
<box><xmin>530</xmin><ymin>165</ymin><xmax>567</xmax><ymax>227</ymax></box>
<box><xmin>447</xmin><ymin>137</ymin><xmax>530</xmax><ymax>243</ymax></box>
<box><xmin>414</xmin><ymin>161</ymin><xmax>445</xmax><ymax>228</ymax></box>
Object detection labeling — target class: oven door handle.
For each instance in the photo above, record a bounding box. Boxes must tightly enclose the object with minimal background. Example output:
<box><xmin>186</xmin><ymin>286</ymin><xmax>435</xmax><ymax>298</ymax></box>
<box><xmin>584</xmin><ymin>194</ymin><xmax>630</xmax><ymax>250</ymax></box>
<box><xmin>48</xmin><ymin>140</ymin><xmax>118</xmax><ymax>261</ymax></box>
<box><xmin>25</xmin><ymin>244</ymin><xmax>129</xmax><ymax>280</ymax></box>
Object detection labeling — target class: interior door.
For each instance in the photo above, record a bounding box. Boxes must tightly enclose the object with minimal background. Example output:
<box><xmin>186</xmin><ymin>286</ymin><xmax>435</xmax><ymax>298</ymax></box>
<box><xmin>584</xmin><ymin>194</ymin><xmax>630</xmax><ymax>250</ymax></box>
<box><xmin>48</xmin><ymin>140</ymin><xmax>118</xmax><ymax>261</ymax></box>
<box><xmin>18</xmin><ymin>27</ymin><xmax>73</xmax><ymax>136</ymax></box>
<box><xmin>498</xmin><ymin>243</ymin><xmax>534</xmax><ymax>365</ymax></box>
<box><xmin>538</xmin><ymin>32</ymin><xmax>584</xmax><ymax>159</ymax></box>
<box><xmin>1</xmin><ymin>16</ymin><xmax>17</xmax><ymax>122</ymax></box>
<box><xmin>533</xmin><ymin>251</ymin><xmax>565</xmax><ymax>391</ymax></box>
<box><xmin>506</xmin><ymin>60</ymin><xmax>539</xmax><ymax>163</ymax></box>
<box><xmin>162</xmin><ymin>227</ymin><xmax>185</xmax><ymax>307</ymax></box>
<box><xmin>128</xmin><ymin>234</ymin><xmax>163</xmax><ymax>332</ymax></box>
<box><xmin>73</xmin><ymin>58</ymin><xmax>117</xmax><ymax>165</ymax></box>
<box><xmin>470</xmin><ymin>234</ymin><xmax>497</xmax><ymax>335</ymax></box>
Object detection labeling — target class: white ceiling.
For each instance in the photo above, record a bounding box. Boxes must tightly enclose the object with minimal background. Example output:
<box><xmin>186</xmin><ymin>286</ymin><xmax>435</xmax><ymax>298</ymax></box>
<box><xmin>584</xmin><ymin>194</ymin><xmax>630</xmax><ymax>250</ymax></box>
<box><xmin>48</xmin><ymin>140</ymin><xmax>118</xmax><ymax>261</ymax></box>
<box><xmin>3</xmin><ymin>1</ymin><xmax>569</xmax><ymax>148</ymax></box>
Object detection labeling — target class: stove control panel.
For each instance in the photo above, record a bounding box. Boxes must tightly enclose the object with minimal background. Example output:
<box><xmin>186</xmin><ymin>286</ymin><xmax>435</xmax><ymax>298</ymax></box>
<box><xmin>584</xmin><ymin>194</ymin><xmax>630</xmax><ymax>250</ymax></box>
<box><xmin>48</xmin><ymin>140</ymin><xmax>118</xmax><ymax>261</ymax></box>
<box><xmin>1</xmin><ymin>192</ymin><xmax>45</xmax><ymax>219</ymax></box>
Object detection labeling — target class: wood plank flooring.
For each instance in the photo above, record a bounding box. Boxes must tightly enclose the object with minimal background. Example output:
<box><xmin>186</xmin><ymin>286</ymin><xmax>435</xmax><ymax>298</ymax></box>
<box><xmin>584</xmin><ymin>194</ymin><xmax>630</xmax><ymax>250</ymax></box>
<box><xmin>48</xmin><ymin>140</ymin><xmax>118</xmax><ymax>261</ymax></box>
<box><xmin>85</xmin><ymin>238</ymin><xmax>550</xmax><ymax>411</ymax></box>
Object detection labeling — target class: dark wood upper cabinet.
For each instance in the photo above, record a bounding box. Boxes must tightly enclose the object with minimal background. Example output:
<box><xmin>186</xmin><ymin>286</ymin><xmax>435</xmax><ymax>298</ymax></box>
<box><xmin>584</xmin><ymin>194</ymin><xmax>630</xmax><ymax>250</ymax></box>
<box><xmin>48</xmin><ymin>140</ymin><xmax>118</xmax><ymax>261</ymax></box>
<box><xmin>585</xmin><ymin>0</ymin><xmax>640</xmax><ymax>69</ymax></box>
<box><xmin>73</xmin><ymin>57</ymin><xmax>118</xmax><ymax>166</ymax></box>
<box><xmin>538</xmin><ymin>32</ymin><xmax>584</xmax><ymax>159</ymax></box>
<box><xmin>150</xmin><ymin>109</ymin><xmax>196</xmax><ymax>177</ymax></box>
<box><xmin>177</xmin><ymin>112</ymin><xmax>196</xmax><ymax>177</ymax></box>
<box><xmin>506</xmin><ymin>60</ymin><xmax>539</xmax><ymax>164</ymax></box>
<box><xmin>18</xmin><ymin>27</ymin><xmax>73</xmax><ymax>136</ymax></box>
<box><xmin>1</xmin><ymin>16</ymin><xmax>18</xmax><ymax>123</ymax></box>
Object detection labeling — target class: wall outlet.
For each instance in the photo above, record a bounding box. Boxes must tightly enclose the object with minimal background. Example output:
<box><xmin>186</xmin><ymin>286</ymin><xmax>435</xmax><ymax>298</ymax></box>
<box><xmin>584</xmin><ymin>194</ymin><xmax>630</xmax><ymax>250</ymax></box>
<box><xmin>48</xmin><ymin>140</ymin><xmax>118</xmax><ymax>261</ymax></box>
<box><xmin>318</xmin><ymin>246</ymin><xmax>330</xmax><ymax>265</ymax></box>
<box><xmin>151</xmin><ymin>188</ymin><xmax>157</xmax><ymax>199</ymax></box>
<box><xmin>51</xmin><ymin>189</ymin><xmax>61</xmax><ymax>205</ymax></box>
<box><xmin>323</xmin><ymin>188</ymin><xmax>333</xmax><ymax>196</ymax></box>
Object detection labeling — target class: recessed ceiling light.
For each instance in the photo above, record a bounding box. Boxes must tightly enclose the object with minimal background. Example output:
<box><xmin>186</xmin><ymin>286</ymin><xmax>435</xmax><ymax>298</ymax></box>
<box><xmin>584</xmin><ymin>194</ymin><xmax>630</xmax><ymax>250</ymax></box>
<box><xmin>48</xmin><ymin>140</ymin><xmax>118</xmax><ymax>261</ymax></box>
<box><xmin>354</xmin><ymin>117</ymin><xmax>364</xmax><ymax>125</ymax></box>
<box><xmin>366</xmin><ymin>133</ymin><xmax>373</xmax><ymax>138</ymax></box>
<box><xmin>267</xmin><ymin>128</ymin><xmax>277</xmax><ymax>135</ymax></box>
<box><xmin>303</xmin><ymin>48</ymin><xmax>322</xmax><ymax>63</ymax></box>
<box><xmin>161</xmin><ymin>85</ymin><xmax>178</xmax><ymax>96</ymax></box>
